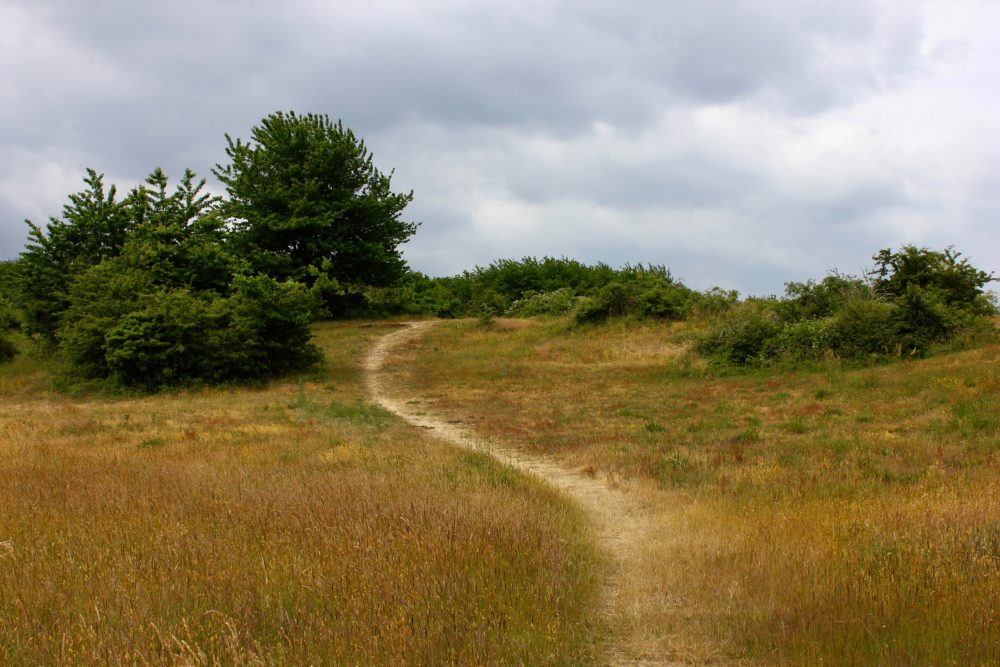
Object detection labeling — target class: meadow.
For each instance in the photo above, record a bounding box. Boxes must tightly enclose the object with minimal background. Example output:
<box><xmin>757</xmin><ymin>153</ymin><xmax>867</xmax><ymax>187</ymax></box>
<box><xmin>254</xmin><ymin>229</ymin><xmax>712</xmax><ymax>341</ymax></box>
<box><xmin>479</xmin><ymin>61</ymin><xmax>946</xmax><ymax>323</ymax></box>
<box><xmin>392</xmin><ymin>318</ymin><xmax>1000</xmax><ymax>665</ymax></box>
<box><xmin>0</xmin><ymin>322</ymin><xmax>602</xmax><ymax>666</ymax></box>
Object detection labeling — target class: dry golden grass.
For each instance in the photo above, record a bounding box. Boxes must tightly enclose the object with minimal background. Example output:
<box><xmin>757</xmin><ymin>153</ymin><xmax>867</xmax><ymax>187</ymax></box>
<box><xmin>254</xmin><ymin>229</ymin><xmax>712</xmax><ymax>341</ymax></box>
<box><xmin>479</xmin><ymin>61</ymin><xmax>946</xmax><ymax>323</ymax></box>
<box><xmin>0</xmin><ymin>322</ymin><xmax>602</xmax><ymax>665</ymax></box>
<box><xmin>394</xmin><ymin>318</ymin><xmax>1000</xmax><ymax>665</ymax></box>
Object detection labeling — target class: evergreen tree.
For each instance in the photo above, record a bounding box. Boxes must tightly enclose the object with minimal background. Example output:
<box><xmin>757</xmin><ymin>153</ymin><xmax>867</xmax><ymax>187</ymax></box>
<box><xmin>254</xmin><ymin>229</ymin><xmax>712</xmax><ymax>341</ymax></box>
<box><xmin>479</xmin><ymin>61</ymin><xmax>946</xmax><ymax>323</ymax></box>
<box><xmin>214</xmin><ymin>111</ymin><xmax>416</xmax><ymax>312</ymax></box>
<box><xmin>18</xmin><ymin>170</ymin><xmax>133</xmax><ymax>339</ymax></box>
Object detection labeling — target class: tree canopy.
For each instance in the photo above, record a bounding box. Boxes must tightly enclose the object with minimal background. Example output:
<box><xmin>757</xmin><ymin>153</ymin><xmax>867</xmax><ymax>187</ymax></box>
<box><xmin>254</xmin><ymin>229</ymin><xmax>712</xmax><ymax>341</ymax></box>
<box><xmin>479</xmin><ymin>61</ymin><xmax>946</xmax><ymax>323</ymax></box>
<box><xmin>214</xmin><ymin>111</ymin><xmax>416</xmax><ymax>312</ymax></box>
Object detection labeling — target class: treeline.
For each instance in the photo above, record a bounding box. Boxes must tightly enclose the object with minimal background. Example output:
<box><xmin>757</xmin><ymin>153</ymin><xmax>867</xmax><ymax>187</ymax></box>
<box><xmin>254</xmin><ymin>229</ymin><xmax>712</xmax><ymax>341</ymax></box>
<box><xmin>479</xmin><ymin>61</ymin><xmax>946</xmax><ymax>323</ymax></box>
<box><xmin>359</xmin><ymin>246</ymin><xmax>997</xmax><ymax>368</ymax></box>
<box><xmin>0</xmin><ymin>112</ymin><xmax>995</xmax><ymax>386</ymax></box>
<box><xmin>361</xmin><ymin>257</ymin><xmax>737</xmax><ymax>322</ymax></box>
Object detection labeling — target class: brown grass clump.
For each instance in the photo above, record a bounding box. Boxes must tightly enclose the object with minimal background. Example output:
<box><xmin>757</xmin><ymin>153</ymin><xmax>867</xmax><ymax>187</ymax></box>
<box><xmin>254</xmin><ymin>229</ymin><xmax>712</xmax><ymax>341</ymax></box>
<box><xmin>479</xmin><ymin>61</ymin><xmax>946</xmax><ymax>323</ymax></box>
<box><xmin>0</xmin><ymin>323</ymin><xmax>602</xmax><ymax>665</ymax></box>
<box><xmin>393</xmin><ymin>318</ymin><xmax>1000</xmax><ymax>665</ymax></box>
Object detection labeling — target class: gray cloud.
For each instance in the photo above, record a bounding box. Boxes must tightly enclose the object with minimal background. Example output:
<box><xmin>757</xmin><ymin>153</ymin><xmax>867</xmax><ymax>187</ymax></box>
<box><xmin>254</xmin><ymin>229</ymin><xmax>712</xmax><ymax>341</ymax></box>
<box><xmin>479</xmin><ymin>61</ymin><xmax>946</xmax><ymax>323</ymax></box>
<box><xmin>2</xmin><ymin>0</ymin><xmax>997</xmax><ymax>295</ymax></box>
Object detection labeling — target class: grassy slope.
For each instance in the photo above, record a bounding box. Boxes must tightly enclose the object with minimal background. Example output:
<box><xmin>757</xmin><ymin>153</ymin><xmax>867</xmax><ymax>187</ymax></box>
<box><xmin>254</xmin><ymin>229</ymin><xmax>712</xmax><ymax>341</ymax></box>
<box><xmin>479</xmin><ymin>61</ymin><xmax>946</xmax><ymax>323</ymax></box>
<box><xmin>395</xmin><ymin>318</ymin><xmax>1000</xmax><ymax>665</ymax></box>
<box><xmin>0</xmin><ymin>322</ymin><xmax>602</xmax><ymax>666</ymax></box>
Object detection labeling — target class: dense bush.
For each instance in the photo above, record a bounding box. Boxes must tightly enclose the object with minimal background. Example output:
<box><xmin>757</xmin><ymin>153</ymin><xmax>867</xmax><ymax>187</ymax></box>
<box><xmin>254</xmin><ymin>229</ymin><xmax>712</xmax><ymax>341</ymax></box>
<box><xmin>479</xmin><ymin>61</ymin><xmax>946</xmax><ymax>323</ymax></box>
<box><xmin>828</xmin><ymin>296</ymin><xmax>895</xmax><ymax>359</ymax></box>
<box><xmin>0</xmin><ymin>335</ymin><xmax>16</xmax><ymax>363</ymax></box>
<box><xmin>99</xmin><ymin>278</ymin><xmax>318</xmax><ymax>389</ymax></box>
<box><xmin>357</xmin><ymin>258</ymin><xmax>704</xmax><ymax>321</ymax></box>
<box><xmin>38</xmin><ymin>169</ymin><xmax>320</xmax><ymax>389</ymax></box>
<box><xmin>698</xmin><ymin>246</ymin><xmax>997</xmax><ymax>368</ymax></box>
<box><xmin>0</xmin><ymin>261</ymin><xmax>20</xmax><ymax>364</ymax></box>
<box><xmin>507</xmin><ymin>288</ymin><xmax>579</xmax><ymax>317</ymax></box>
<box><xmin>696</xmin><ymin>302</ymin><xmax>784</xmax><ymax>365</ymax></box>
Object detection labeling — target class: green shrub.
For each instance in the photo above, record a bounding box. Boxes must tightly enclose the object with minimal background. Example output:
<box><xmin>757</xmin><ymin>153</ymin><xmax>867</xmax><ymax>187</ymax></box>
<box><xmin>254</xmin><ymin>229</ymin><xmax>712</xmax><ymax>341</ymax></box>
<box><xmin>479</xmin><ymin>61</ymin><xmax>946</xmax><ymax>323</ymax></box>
<box><xmin>776</xmin><ymin>275</ymin><xmax>869</xmax><ymax>322</ymax></box>
<box><xmin>697</xmin><ymin>305</ymin><xmax>783</xmax><ymax>366</ymax></box>
<box><xmin>768</xmin><ymin>317</ymin><xmax>836</xmax><ymax>362</ymax></box>
<box><xmin>574</xmin><ymin>282</ymin><xmax>636</xmax><ymax>324</ymax></box>
<box><xmin>698</xmin><ymin>247</ymin><xmax>996</xmax><ymax>370</ymax></box>
<box><xmin>691</xmin><ymin>287</ymin><xmax>740</xmax><ymax>317</ymax></box>
<box><xmin>96</xmin><ymin>278</ymin><xmax>318</xmax><ymax>390</ymax></box>
<box><xmin>871</xmin><ymin>245</ymin><xmax>995</xmax><ymax>314</ymax></box>
<box><xmin>59</xmin><ymin>262</ymin><xmax>156</xmax><ymax>378</ymax></box>
<box><xmin>103</xmin><ymin>290</ymin><xmax>222</xmax><ymax>387</ymax></box>
<box><xmin>0</xmin><ymin>334</ymin><xmax>17</xmax><ymax>363</ymax></box>
<box><xmin>225</xmin><ymin>275</ymin><xmax>320</xmax><ymax>377</ymax></box>
<box><xmin>638</xmin><ymin>282</ymin><xmax>691</xmax><ymax>320</ymax></box>
<box><xmin>829</xmin><ymin>297</ymin><xmax>895</xmax><ymax>359</ymax></box>
<box><xmin>507</xmin><ymin>288</ymin><xmax>578</xmax><ymax>317</ymax></box>
<box><xmin>891</xmin><ymin>284</ymin><xmax>955</xmax><ymax>355</ymax></box>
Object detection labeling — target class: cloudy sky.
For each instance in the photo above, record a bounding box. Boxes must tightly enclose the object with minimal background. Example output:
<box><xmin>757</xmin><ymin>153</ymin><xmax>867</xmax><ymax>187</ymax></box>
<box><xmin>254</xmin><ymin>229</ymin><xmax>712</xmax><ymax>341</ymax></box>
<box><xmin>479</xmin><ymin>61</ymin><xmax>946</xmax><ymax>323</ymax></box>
<box><xmin>2</xmin><ymin>0</ymin><xmax>997</xmax><ymax>295</ymax></box>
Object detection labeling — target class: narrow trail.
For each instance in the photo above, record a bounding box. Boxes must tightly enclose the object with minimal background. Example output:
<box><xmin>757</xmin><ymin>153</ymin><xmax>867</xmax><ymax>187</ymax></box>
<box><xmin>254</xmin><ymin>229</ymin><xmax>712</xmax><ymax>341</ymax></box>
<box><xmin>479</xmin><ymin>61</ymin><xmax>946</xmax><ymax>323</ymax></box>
<box><xmin>365</xmin><ymin>321</ymin><xmax>678</xmax><ymax>667</ymax></box>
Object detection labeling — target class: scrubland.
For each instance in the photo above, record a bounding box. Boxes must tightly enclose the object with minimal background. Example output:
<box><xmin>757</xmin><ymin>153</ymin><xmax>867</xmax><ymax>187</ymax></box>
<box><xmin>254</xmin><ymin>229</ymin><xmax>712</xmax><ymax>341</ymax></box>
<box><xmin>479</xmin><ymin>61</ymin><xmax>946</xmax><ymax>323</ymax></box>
<box><xmin>394</xmin><ymin>318</ymin><xmax>1000</xmax><ymax>665</ymax></box>
<box><xmin>0</xmin><ymin>323</ymin><xmax>601</xmax><ymax>666</ymax></box>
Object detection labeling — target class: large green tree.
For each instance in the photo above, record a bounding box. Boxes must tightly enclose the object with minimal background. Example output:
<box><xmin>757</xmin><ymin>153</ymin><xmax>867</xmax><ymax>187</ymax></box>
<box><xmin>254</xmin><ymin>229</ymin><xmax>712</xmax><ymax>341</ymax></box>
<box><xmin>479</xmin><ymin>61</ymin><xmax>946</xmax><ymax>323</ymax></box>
<box><xmin>213</xmin><ymin>111</ymin><xmax>416</xmax><ymax>309</ymax></box>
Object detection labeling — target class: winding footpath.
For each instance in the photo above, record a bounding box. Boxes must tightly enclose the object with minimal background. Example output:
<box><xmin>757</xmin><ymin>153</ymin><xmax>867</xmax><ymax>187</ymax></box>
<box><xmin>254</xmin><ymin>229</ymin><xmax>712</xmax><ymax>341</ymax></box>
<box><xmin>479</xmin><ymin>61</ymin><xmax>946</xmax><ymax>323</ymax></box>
<box><xmin>365</xmin><ymin>321</ymin><xmax>681</xmax><ymax>666</ymax></box>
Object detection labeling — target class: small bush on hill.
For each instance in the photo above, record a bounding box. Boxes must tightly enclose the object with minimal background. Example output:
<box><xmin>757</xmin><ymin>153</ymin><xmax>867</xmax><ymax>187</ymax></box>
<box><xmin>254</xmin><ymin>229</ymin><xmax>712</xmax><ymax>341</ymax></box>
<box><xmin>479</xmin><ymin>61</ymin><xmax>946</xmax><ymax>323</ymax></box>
<box><xmin>696</xmin><ymin>302</ymin><xmax>784</xmax><ymax>366</ymax></box>
<box><xmin>363</xmin><ymin>258</ymin><xmax>703</xmax><ymax>321</ymax></box>
<box><xmin>697</xmin><ymin>246</ymin><xmax>997</xmax><ymax>368</ymax></box>
<box><xmin>507</xmin><ymin>288</ymin><xmax>579</xmax><ymax>317</ymax></box>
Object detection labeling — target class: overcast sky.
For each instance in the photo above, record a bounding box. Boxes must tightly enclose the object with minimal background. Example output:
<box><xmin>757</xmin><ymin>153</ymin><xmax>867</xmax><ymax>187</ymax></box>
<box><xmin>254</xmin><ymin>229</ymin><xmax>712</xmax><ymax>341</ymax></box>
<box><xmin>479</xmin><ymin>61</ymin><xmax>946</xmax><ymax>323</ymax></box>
<box><xmin>2</xmin><ymin>0</ymin><xmax>997</xmax><ymax>295</ymax></box>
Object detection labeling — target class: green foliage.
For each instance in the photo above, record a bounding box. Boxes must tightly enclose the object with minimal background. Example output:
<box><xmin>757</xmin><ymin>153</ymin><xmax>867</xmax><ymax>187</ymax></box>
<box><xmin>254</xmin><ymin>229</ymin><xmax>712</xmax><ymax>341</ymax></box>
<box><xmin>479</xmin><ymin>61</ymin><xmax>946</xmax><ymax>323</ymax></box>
<box><xmin>696</xmin><ymin>302</ymin><xmax>784</xmax><ymax>366</ymax></box>
<box><xmin>59</xmin><ymin>260</ymin><xmax>157</xmax><ymax>378</ymax></box>
<box><xmin>378</xmin><ymin>257</ymin><xmax>702</xmax><ymax>322</ymax></box>
<box><xmin>574</xmin><ymin>282</ymin><xmax>634</xmax><ymax>324</ymax></box>
<box><xmin>828</xmin><ymin>296</ymin><xmax>895</xmax><ymax>359</ymax></box>
<box><xmin>0</xmin><ymin>260</ymin><xmax>22</xmax><ymax>334</ymax></box>
<box><xmin>637</xmin><ymin>281</ymin><xmax>689</xmax><ymax>319</ymax></box>
<box><xmin>50</xmin><ymin>168</ymin><xmax>319</xmax><ymax>389</ymax></box>
<box><xmin>98</xmin><ymin>278</ymin><xmax>318</xmax><ymax>390</ymax></box>
<box><xmin>776</xmin><ymin>274</ymin><xmax>869</xmax><ymax>322</ymax></box>
<box><xmin>0</xmin><ymin>264</ymin><xmax>18</xmax><ymax>362</ymax></box>
<box><xmin>0</xmin><ymin>335</ymin><xmax>17</xmax><ymax>364</ymax></box>
<box><xmin>871</xmin><ymin>245</ymin><xmax>995</xmax><ymax>315</ymax></box>
<box><xmin>699</xmin><ymin>245</ymin><xmax>997</xmax><ymax>369</ymax></box>
<box><xmin>477</xmin><ymin>305</ymin><xmax>497</xmax><ymax>329</ymax></box>
<box><xmin>17</xmin><ymin>170</ymin><xmax>134</xmax><ymax>340</ymax></box>
<box><xmin>214</xmin><ymin>111</ymin><xmax>416</xmax><ymax>308</ymax></box>
<box><xmin>11</xmin><ymin>110</ymin><xmax>431</xmax><ymax>388</ymax></box>
<box><xmin>507</xmin><ymin>288</ymin><xmax>579</xmax><ymax>317</ymax></box>
<box><xmin>123</xmin><ymin>168</ymin><xmax>238</xmax><ymax>293</ymax></box>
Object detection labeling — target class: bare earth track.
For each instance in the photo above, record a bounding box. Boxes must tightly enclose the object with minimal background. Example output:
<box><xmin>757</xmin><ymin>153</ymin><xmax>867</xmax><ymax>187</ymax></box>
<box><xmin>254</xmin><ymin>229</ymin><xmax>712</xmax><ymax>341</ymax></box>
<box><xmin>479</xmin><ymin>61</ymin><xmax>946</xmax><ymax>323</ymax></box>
<box><xmin>365</xmin><ymin>321</ymin><xmax>685</xmax><ymax>666</ymax></box>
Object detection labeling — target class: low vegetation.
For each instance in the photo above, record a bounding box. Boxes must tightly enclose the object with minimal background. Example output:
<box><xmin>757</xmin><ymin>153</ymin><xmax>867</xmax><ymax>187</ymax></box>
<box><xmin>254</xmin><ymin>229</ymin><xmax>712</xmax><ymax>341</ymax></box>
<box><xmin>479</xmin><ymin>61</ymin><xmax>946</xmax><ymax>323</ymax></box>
<box><xmin>0</xmin><ymin>323</ymin><xmax>602</xmax><ymax>665</ymax></box>
<box><xmin>393</xmin><ymin>318</ymin><xmax>1000</xmax><ymax>665</ymax></box>
<box><xmin>698</xmin><ymin>247</ymin><xmax>997</xmax><ymax>367</ymax></box>
<box><xmin>363</xmin><ymin>256</ymin><xmax>734</xmax><ymax>321</ymax></box>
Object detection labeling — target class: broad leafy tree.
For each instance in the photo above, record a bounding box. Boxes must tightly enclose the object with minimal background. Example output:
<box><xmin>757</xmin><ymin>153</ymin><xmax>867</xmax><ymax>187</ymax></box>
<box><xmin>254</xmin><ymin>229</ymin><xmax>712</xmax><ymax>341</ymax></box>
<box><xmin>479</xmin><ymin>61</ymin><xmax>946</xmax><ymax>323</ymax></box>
<box><xmin>870</xmin><ymin>245</ymin><xmax>996</xmax><ymax>314</ymax></box>
<box><xmin>214</xmin><ymin>111</ymin><xmax>416</xmax><ymax>309</ymax></box>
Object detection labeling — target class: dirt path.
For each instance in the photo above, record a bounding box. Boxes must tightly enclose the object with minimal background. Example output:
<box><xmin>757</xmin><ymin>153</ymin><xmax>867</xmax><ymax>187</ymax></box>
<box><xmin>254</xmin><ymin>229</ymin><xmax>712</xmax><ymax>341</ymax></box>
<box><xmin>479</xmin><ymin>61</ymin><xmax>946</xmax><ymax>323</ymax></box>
<box><xmin>365</xmin><ymin>321</ymin><xmax>680</xmax><ymax>666</ymax></box>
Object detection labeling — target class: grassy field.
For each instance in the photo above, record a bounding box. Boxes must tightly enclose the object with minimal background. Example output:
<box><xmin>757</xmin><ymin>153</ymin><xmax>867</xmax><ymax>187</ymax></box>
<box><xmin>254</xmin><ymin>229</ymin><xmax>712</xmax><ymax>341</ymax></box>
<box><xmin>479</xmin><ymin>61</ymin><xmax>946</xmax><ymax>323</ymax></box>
<box><xmin>0</xmin><ymin>322</ymin><xmax>602</xmax><ymax>666</ymax></box>
<box><xmin>393</xmin><ymin>318</ymin><xmax>1000</xmax><ymax>665</ymax></box>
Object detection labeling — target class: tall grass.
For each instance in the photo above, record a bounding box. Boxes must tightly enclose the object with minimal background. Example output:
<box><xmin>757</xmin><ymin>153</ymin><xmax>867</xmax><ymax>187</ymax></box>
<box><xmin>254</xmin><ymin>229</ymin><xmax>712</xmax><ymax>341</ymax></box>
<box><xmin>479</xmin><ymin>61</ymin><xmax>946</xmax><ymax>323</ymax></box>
<box><xmin>394</xmin><ymin>318</ymin><xmax>1000</xmax><ymax>664</ymax></box>
<box><xmin>0</xmin><ymin>323</ymin><xmax>602</xmax><ymax>665</ymax></box>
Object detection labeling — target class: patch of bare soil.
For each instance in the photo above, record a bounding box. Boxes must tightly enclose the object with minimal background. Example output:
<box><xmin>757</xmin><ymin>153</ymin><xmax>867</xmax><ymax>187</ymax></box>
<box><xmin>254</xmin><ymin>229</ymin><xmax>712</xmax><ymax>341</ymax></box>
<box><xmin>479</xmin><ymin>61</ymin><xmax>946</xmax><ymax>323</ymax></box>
<box><xmin>365</xmin><ymin>321</ymin><xmax>705</xmax><ymax>666</ymax></box>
